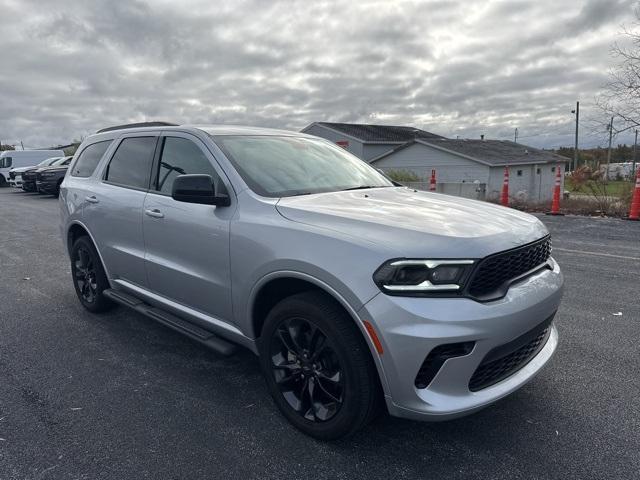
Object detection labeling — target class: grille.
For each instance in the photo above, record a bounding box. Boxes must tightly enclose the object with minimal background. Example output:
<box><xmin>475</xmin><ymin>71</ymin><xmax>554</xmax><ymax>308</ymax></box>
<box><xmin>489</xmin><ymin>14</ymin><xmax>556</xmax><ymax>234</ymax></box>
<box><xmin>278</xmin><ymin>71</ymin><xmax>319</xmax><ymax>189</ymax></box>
<box><xmin>469</xmin><ymin>317</ymin><xmax>553</xmax><ymax>391</ymax></box>
<box><xmin>468</xmin><ymin>236</ymin><xmax>551</xmax><ymax>300</ymax></box>
<box><xmin>415</xmin><ymin>342</ymin><xmax>474</xmax><ymax>389</ymax></box>
<box><xmin>23</xmin><ymin>171</ymin><xmax>37</xmax><ymax>181</ymax></box>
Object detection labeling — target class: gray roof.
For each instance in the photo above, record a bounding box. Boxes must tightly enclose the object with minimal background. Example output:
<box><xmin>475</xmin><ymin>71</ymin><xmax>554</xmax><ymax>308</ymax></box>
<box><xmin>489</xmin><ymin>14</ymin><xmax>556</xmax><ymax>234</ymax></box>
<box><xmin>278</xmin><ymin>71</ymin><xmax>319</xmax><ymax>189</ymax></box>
<box><xmin>372</xmin><ymin>138</ymin><xmax>569</xmax><ymax>166</ymax></box>
<box><xmin>314</xmin><ymin>122</ymin><xmax>445</xmax><ymax>143</ymax></box>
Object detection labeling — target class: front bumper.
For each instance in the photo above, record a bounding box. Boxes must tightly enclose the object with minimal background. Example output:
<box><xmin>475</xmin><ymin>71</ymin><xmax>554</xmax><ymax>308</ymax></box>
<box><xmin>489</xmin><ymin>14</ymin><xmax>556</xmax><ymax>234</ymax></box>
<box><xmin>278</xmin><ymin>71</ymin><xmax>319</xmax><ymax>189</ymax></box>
<box><xmin>36</xmin><ymin>179</ymin><xmax>58</xmax><ymax>193</ymax></box>
<box><xmin>21</xmin><ymin>180</ymin><xmax>36</xmax><ymax>192</ymax></box>
<box><xmin>360</xmin><ymin>257</ymin><xmax>563</xmax><ymax>421</ymax></box>
<box><xmin>9</xmin><ymin>177</ymin><xmax>23</xmax><ymax>187</ymax></box>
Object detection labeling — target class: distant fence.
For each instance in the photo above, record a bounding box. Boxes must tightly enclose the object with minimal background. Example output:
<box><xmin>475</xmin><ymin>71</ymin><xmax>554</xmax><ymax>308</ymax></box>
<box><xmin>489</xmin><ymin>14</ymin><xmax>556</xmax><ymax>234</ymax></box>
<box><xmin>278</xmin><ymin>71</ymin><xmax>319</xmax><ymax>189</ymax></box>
<box><xmin>401</xmin><ymin>182</ymin><xmax>487</xmax><ymax>201</ymax></box>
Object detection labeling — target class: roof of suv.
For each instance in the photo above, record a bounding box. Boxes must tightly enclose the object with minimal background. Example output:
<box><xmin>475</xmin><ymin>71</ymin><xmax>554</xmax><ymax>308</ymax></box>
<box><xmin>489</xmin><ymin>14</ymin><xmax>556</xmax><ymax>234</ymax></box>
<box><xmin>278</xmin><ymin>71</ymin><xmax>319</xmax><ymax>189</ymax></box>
<box><xmin>93</xmin><ymin>123</ymin><xmax>305</xmax><ymax>138</ymax></box>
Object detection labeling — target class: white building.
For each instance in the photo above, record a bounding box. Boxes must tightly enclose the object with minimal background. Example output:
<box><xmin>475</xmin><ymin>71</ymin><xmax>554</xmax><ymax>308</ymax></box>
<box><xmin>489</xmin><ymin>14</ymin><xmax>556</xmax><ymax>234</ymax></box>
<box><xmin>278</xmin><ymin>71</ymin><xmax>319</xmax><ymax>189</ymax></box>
<box><xmin>302</xmin><ymin>122</ymin><xmax>568</xmax><ymax>203</ymax></box>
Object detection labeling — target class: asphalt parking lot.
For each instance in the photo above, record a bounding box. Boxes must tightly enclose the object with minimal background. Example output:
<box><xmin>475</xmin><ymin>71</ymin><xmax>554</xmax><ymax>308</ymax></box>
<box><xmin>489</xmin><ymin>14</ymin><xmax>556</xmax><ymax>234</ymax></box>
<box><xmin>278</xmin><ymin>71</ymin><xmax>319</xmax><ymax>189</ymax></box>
<box><xmin>1</xmin><ymin>187</ymin><xmax>639</xmax><ymax>480</ymax></box>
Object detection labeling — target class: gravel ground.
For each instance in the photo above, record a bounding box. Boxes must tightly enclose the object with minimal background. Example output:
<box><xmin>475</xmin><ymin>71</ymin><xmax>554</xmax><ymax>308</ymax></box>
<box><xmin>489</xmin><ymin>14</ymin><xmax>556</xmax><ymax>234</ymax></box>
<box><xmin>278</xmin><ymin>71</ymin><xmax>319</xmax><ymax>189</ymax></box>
<box><xmin>0</xmin><ymin>188</ymin><xmax>639</xmax><ymax>480</ymax></box>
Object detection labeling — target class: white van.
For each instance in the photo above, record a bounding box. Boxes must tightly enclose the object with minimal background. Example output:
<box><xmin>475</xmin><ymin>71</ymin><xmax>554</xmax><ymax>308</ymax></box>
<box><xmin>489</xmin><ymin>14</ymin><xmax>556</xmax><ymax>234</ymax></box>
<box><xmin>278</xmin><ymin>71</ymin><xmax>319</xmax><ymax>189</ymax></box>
<box><xmin>0</xmin><ymin>150</ymin><xmax>65</xmax><ymax>186</ymax></box>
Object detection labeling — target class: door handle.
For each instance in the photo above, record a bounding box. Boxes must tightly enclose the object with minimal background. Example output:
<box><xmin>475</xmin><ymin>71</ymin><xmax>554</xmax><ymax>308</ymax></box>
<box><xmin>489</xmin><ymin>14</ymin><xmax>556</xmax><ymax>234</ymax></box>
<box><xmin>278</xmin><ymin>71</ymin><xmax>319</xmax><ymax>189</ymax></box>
<box><xmin>144</xmin><ymin>208</ymin><xmax>164</xmax><ymax>219</ymax></box>
<box><xmin>85</xmin><ymin>195</ymin><xmax>99</xmax><ymax>204</ymax></box>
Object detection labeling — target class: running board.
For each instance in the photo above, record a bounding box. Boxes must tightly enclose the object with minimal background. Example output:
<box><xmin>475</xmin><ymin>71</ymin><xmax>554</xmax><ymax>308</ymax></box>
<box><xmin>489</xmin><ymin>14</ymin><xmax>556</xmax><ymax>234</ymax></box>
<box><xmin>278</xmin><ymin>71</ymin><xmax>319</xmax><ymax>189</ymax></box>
<box><xmin>103</xmin><ymin>288</ymin><xmax>238</xmax><ymax>356</ymax></box>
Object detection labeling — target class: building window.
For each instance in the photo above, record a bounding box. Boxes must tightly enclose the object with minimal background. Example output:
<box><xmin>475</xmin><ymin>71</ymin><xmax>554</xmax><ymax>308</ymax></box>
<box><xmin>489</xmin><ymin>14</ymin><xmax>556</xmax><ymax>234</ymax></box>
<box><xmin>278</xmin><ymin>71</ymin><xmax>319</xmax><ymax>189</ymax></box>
<box><xmin>551</xmin><ymin>166</ymin><xmax>556</xmax><ymax>172</ymax></box>
<box><xmin>517</xmin><ymin>170</ymin><xmax>523</xmax><ymax>176</ymax></box>
<box><xmin>536</xmin><ymin>168</ymin><xmax>541</xmax><ymax>174</ymax></box>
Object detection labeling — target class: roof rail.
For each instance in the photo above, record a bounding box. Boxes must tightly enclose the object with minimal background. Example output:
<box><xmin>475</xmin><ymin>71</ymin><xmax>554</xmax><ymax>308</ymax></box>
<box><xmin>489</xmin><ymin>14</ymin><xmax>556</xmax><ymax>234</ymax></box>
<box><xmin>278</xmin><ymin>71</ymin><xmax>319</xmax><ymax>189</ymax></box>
<box><xmin>96</xmin><ymin>121</ymin><xmax>179</xmax><ymax>134</ymax></box>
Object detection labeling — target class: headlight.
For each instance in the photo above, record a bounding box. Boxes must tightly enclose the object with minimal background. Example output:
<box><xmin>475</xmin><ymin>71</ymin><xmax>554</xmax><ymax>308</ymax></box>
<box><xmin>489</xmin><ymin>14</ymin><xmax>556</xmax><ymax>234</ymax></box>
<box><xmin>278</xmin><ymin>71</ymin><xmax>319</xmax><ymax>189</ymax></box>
<box><xmin>373</xmin><ymin>259</ymin><xmax>475</xmax><ymax>295</ymax></box>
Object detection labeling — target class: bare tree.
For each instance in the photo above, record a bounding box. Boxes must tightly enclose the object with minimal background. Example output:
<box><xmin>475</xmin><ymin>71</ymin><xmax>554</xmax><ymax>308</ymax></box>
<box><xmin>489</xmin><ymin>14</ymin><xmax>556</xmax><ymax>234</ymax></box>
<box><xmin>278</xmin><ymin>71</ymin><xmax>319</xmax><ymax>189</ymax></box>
<box><xmin>596</xmin><ymin>10</ymin><xmax>640</xmax><ymax>135</ymax></box>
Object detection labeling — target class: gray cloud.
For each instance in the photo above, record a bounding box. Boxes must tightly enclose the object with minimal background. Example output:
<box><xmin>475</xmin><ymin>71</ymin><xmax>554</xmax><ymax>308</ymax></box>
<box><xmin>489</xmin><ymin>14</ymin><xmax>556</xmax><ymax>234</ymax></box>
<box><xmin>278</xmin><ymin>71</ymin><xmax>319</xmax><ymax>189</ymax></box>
<box><xmin>1</xmin><ymin>0</ymin><xmax>637</xmax><ymax>150</ymax></box>
<box><xmin>566</xmin><ymin>0</ymin><xmax>634</xmax><ymax>34</ymax></box>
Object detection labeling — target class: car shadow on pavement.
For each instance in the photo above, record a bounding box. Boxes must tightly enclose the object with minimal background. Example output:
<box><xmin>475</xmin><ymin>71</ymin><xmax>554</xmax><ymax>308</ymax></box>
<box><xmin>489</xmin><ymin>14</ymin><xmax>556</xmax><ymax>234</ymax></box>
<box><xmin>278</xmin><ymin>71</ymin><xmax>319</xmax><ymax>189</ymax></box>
<box><xmin>88</xmin><ymin>302</ymin><xmax>555</xmax><ymax>461</ymax></box>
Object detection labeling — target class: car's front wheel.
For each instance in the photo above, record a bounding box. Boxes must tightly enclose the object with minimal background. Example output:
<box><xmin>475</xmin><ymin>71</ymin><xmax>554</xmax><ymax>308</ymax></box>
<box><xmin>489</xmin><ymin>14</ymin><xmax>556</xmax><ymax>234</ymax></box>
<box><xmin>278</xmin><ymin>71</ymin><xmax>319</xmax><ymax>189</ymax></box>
<box><xmin>70</xmin><ymin>236</ymin><xmax>115</xmax><ymax>313</ymax></box>
<box><xmin>259</xmin><ymin>291</ymin><xmax>381</xmax><ymax>440</ymax></box>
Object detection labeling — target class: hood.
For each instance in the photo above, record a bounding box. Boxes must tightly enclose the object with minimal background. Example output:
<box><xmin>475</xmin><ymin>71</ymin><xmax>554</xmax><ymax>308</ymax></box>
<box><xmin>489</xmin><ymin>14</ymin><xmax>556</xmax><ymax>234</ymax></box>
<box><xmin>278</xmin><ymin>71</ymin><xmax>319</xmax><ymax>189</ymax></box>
<box><xmin>39</xmin><ymin>165</ymin><xmax>68</xmax><ymax>173</ymax></box>
<box><xmin>276</xmin><ymin>187</ymin><xmax>548</xmax><ymax>258</ymax></box>
<box><xmin>9</xmin><ymin>166</ymin><xmax>36</xmax><ymax>173</ymax></box>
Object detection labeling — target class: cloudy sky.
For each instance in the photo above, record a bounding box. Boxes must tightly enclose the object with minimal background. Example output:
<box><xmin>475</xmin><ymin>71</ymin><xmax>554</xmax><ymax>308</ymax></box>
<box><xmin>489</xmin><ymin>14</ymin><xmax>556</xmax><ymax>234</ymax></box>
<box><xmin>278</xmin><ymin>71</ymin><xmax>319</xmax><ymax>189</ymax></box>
<box><xmin>1</xmin><ymin>0</ymin><xmax>637</xmax><ymax>150</ymax></box>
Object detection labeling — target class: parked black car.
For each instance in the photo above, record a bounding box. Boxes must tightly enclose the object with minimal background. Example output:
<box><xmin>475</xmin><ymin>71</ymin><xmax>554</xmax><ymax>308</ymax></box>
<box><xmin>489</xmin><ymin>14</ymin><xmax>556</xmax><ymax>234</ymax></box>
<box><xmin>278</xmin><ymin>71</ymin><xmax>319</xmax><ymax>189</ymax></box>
<box><xmin>21</xmin><ymin>157</ymin><xmax>66</xmax><ymax>192</ymax></box>
<box><xmin>21</xmin><ymin>168</ymin><xmax>39</xmax><ymax>192</ymax></box>
<box><xmin>35</xmin><ymin>156</ymin><xmax>72</xmax><ymax>196</ymax></box>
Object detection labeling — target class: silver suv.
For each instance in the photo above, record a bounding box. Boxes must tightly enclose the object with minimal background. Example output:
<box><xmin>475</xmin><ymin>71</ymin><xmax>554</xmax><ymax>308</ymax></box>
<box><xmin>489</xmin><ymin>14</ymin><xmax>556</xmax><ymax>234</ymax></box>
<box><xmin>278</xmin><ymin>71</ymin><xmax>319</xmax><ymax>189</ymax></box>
<box><xmin>60</xmin><ymin>123</ymin><xmax>564</xmax><ymax>439</ymax></box>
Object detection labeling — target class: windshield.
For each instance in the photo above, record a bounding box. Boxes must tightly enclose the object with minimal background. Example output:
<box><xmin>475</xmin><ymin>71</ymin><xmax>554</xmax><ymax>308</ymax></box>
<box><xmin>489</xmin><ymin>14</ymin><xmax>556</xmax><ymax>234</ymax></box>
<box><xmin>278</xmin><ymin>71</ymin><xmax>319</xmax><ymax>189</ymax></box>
<box><xmin>36</xmin><ymin>157</ymin><xmax>61</xmax><ymax>167</ymax></box>
<box><xmin>51</xmin><ymin>157</ymin><xmax>68</xmax><ymax>166</ymax></box>
<box><xmin>214</xmin><ymin>135</ymin><xmax>393</xmax><ymax>197</ymax></box>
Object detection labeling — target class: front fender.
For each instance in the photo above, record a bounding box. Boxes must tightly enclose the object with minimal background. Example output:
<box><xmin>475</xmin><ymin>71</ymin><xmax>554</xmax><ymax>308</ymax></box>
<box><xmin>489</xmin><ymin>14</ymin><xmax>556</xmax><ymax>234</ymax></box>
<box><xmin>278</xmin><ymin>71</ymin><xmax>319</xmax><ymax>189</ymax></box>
<box><xmin>246</xmin><ymin>268</ymin><xmax>391</xmax><ymax>397</ymax></box>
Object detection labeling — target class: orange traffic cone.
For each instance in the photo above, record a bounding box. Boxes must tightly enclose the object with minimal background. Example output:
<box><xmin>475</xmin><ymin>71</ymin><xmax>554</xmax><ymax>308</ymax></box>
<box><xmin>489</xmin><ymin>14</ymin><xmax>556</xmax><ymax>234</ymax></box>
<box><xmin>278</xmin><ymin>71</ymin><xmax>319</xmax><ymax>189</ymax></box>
<box><xmin>500</xmin><ymin>167</ymin><xmax>509</xmax><ymax>206</ymax></box>
<box><xmin>429</xmin><ymin>169</ymin><xmax>436</xmax><ymax>192</ymax></box>
<box><xmin>628</xmin><ymin>167</ymin><xmax>640</xmax><ymax>221</ymax></box>
<box><xmin>546</xmin><ymin>164</ymin><xmax>564</xmax><ymax>216</ymax></box>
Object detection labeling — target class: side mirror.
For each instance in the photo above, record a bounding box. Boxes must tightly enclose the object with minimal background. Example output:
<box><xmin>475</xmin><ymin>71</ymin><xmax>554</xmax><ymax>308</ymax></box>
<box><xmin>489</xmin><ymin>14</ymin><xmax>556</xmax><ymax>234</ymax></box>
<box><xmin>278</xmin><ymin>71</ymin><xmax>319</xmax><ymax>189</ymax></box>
<box><xmin>171</xmin><ymin>174</ymin><xmax>230</xmax><ymax>206</ymax></box>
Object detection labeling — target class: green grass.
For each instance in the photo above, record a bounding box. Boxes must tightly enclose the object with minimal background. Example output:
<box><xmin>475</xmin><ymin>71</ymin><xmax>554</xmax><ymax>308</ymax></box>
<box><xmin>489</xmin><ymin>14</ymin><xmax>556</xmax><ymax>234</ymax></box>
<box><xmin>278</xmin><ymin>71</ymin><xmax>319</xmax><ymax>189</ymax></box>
<box><xmin>566</xmin><ymin>180</ymin><xmax>630</xmax><ymax>197</ymax></box>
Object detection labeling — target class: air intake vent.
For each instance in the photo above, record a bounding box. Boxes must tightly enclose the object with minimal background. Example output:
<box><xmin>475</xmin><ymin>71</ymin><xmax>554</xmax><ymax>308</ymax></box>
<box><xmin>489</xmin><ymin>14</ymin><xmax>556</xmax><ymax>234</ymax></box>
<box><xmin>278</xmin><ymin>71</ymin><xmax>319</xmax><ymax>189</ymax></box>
<box><xmin>415</xmin><ymin>342</ymin><xmax>474</xmax><ymax>389</ymax></box>
<box><xmin>469</xmin><ymin>315</ymin><xmax>554</xmax><ymax>391</ymax></box>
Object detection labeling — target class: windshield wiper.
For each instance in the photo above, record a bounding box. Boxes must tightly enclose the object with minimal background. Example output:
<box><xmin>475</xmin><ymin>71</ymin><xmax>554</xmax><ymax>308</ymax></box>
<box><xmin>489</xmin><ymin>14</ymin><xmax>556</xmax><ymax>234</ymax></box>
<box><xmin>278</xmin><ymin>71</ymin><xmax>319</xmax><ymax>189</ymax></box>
<box><xmin>340</xmin><ymin>185</ymin><xmax>386</xmax><ymax>191</ymax></box>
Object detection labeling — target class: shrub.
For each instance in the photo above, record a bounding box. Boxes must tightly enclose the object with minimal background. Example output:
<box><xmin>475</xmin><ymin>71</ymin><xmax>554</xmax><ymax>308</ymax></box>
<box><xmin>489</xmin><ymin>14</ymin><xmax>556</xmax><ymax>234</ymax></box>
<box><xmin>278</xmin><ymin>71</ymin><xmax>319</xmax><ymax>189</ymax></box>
<box><xmin>385</xmin><ymin>169</ymin><xmax>421</xmax><ymax>183</ymax></box>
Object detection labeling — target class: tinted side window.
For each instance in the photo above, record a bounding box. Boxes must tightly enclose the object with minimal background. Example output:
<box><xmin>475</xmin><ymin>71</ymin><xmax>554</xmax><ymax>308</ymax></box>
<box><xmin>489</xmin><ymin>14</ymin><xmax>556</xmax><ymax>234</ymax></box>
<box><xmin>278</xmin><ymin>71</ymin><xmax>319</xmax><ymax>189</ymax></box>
<box><xmin>105</xmin><ymin>137</ymin><xmax>156</xmax><ymax>189</ymax></box>
<box><xmin>155</xmin><ymin>137</ymin><xmax>219</xmax><ymax>194</ymax></box>
<box><xmin>71</xmin><ymin>141</ymin><xmax>112</xmax><ymax>177</ymax></box>
<box><xmin>2</xmin><ymin>157</ymin><xmax>12</xmax><ymax>168</ymax></box>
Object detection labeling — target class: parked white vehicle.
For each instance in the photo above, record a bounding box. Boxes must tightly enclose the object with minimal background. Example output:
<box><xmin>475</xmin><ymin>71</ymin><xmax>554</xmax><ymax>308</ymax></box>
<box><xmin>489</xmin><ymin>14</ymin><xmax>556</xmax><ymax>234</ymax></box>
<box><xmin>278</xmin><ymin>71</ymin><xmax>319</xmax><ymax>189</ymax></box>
<box><xmin>8</xmin><ymin>157</ymin><xmax>63</xmax><ymax>188</ymax></box>
<box><xmin>0</xmin><ymin>150</ymin><xmax>65</xmax><ymax>186</ymax></box>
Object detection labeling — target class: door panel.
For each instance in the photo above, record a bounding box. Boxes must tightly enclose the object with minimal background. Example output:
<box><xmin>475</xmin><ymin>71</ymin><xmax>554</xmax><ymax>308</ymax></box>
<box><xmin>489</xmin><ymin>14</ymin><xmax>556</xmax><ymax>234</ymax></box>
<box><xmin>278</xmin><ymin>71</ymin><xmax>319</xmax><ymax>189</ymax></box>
<box><xmin>85</xmin><ymin>182</ymin><xmax>148</xmax><ymax>286</ymax></box>
<box><xmin>84</xmin><ymin>134</ymin><xmax>158</xmax><ymax>287</ymax></box>
<box><xmin>143</xmin><ymin>134</ymin><xmax>235</xmax><ymax>323</ymax></box>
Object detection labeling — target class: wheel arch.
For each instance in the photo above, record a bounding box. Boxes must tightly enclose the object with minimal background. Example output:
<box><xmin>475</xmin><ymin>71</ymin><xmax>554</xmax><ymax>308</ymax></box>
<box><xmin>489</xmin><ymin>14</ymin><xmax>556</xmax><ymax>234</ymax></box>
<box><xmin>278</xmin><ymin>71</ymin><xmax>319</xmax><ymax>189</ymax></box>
<box><xmin>66</xmin><ymin>221</ymin><xmax>112</xmax><ymax>284</ymax></box>
<box><xmin>249</xmin><ymin>271</ymin><xmax>391</xmax><ymax>396</ymax></box>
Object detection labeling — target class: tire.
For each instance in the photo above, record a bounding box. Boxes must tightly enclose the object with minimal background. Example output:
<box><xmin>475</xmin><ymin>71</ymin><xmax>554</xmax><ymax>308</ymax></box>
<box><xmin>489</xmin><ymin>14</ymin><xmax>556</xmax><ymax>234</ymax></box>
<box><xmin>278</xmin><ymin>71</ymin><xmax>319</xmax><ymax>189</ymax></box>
<box><xmin>70</xmin><ymin>236</ymin><xmax>115</xmax><ymax>313</ymax></box>
<box><xmin>54</xmin><ymin>180</ymin><xmax>62</xmax><ymax>198</ymax></box>
<box><xmin>259</xmin><ymin>291</ymin><xmax>381</xmax><ymax>440</ymax></box>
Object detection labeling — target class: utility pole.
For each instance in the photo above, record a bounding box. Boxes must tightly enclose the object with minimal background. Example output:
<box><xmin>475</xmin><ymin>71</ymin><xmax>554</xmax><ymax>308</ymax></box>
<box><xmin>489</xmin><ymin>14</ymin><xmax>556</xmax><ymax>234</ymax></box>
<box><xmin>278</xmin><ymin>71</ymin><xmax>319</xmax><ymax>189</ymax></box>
<box><xmin>514</xmin><ymin>128</ymin><xmax>518</xmax><ymax>143</ymax></box>
<box><xmin>20</xmin><ymin>141</ymin><xmax>25</xmax><ymax>150</ymax></box>
<box><xmin>633</xmin><ymin>129</ymin><xmax>638</xmax><ymax>180</ymax></box>
<box><xmin>573</xmin><ymin>101</ymin><xmax>579</xmax><ymax>170</ymax></box>
<box><xmin>606</xmin><ymin>116</ymin><xmax>614</xmax><ymax>180</ymax></box>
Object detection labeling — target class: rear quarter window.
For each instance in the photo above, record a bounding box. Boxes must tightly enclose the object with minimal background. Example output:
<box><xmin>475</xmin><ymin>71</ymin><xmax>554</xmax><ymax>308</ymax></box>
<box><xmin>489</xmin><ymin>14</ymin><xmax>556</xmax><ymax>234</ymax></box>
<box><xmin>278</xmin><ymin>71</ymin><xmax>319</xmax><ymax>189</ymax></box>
<box><xmin>71</xmin><ymin>141</ymin><xmax>113</xmax><ymax>178</ymax></box>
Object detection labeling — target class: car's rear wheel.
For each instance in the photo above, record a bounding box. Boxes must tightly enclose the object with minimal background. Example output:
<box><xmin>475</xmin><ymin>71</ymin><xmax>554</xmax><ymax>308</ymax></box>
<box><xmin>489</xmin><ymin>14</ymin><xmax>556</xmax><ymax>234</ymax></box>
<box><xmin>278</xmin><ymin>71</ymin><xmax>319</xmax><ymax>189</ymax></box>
<box><xmin>259</xmin><ymin>291</ymin><xmax>381</xmax><ymax>440</ymax></box>
<box><xmin>54</xmin><ymin>180</ymin><xmax>63</xmax><ymax>198</ymax></box>
<box><xmin>70</xmin><ymin>236</ymin><xmax>115</xmax><ymax>313</ymax></box>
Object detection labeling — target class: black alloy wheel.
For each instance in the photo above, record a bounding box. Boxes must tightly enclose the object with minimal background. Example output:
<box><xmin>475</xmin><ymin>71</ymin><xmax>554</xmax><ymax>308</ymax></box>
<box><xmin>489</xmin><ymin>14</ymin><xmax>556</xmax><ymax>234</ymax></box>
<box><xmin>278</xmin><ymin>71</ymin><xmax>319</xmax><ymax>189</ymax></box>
<box><xmin>70</xmin><ymin>236</ymin><xmax>115</xmax><ymax>313</ymax></box>
<box><xmin>74</xmin><ymin>246</ymin><xmax>98</xmax><ymax>304</ymax></box>
<box><xmin>270</xmin><ymin>317</ymin><xmax>344</xmax><ymax>422</ymax></box>
<box><xmin>259</xmin><ymin>291</ymin><xmax>382</xmax><ymax>440</ymax></box>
